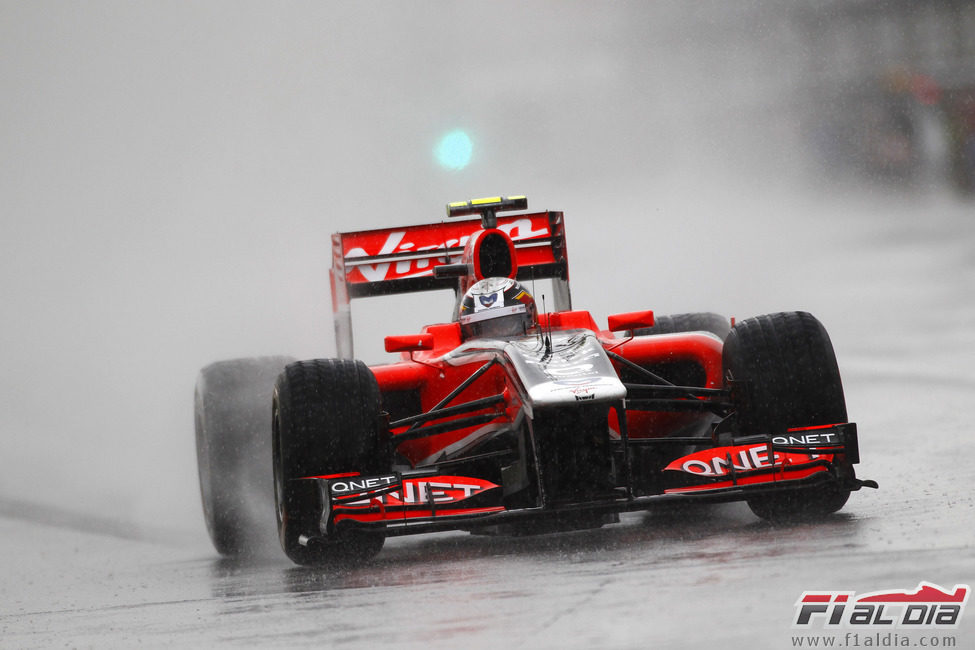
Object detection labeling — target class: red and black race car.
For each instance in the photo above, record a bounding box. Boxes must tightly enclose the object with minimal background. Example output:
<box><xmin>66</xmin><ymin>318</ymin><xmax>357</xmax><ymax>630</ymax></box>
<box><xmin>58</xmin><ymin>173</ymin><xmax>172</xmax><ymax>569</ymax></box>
<box><xmin>195</xmin><ymin>196</ymin><xmax>877</xmax><ymax>566</ymax></box>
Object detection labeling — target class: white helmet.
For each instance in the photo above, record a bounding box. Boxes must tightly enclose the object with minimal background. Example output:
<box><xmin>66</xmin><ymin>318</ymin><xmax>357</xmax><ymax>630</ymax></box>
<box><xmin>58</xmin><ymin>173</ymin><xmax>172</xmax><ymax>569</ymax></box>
<box><xmin>457</xmin><ymin>277</ymin><xmax>537</xmax><ymax>340</ymax></box>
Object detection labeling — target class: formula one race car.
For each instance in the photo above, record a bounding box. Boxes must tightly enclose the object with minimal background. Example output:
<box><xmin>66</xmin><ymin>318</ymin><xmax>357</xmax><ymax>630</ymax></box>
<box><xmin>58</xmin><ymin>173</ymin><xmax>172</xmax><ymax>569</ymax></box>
<box><xmin>195</xmin><ymin>196</ymin><xmax>877</xmax><ymax>566</ymax></box>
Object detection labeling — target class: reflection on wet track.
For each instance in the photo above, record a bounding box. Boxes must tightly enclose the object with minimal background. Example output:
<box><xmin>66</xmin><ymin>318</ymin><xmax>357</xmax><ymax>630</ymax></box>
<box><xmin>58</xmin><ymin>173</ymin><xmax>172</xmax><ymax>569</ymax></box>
<box><xmin>3</xmin><ymin>456</ymin><xmax>973</xmax><ymax>649</ymax></box>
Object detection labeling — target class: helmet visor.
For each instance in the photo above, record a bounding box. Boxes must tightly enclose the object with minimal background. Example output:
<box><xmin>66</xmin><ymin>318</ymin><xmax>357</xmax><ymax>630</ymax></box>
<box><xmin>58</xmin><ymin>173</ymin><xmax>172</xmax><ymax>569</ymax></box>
<box><xmin>459</xmin><ymin>304</ymin><xmax>532</xmax><ymax>339</ymax></box>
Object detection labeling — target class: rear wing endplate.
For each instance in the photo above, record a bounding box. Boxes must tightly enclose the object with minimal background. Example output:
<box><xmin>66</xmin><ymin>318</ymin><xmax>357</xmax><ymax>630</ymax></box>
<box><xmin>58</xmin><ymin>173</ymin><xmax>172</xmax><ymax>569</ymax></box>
<box><xmin>330</xmin><ymin>211</ymin><xmax>571</xmax><ymax>358</ymax></box>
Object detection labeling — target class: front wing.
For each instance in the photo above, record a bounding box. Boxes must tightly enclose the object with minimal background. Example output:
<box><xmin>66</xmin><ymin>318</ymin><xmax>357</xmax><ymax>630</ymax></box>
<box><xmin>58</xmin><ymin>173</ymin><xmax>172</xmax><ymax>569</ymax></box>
<box><xmin>296</xmin><ymin>423</ymin><xmax>875</xmax><ymax>539</ymax></box>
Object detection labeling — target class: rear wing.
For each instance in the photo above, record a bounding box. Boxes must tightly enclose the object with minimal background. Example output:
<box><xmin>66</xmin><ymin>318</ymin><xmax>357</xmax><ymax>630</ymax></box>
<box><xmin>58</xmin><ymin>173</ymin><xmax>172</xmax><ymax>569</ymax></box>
<box><xmin>330</xmin><ymin>210</ymin><xmax>571</xmax><ymax>358</ymax></box>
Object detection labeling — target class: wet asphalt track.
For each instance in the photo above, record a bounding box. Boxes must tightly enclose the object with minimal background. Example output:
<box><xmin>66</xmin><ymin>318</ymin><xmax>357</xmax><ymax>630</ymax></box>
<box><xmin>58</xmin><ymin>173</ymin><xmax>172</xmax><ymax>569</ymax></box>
<box><xmin>1</xmin><ymin>190</ymin><xmax>974</xmax><ymax>649</ymax></box>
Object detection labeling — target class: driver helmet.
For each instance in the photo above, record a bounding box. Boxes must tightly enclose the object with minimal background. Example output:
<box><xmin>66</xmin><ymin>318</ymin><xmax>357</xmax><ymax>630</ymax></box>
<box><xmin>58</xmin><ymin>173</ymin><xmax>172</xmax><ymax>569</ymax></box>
<box><xmin>458</xmin><ymin>277</ymin><xmax>537</xmax><ymax>340</ymax></box>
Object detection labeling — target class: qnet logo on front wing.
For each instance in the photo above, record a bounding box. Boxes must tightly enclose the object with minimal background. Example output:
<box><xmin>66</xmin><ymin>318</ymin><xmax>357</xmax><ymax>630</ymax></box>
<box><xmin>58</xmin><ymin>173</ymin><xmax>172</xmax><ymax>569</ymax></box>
<box><xmin>793</xmin><ymin>582</ymin><xmax>969</xmax><ymax>629</ymax></box>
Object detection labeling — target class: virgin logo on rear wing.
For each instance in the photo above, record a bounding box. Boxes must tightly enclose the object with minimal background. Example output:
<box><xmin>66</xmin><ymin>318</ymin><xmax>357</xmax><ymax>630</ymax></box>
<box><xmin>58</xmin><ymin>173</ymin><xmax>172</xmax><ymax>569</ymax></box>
<box><xmin>329</xmin><ymin>208</ymin><xmax>571</xmax><ymax>358</ymax></box>
<box><xmin>334</xmin><ymin>212</ymin><xmax>559</xmax><ymax>286</ymax></box>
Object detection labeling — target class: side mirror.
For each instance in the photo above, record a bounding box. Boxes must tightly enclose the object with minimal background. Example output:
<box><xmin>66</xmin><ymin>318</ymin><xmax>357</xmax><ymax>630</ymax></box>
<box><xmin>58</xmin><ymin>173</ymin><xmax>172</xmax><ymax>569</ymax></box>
<box><xmin>384</xmin><ymin>333</ymin><xmax>435</xmax><ymax>353</ymax></box>
<box><xmin>607</xmin><ymin>310</ymin><xmax>655</xmax><ymax>333</ymax></box>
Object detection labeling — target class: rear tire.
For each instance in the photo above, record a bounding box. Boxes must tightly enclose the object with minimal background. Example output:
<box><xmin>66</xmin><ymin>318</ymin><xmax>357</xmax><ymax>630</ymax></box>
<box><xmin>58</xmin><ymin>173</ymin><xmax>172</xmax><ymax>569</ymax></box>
<box><xmin>634</xmin><ymin>312</ymin><xmax>731</xmax><ymax>341</ymax></box>
<box><xmin>273</xmin><ymin>359</ymin><xmax>386</xmax><ymax>566</ymax></box>
<box><xmin>195</xmin><ymin>356</ymin><xmax>295</xmax><ymax>556</ymax></box>
<box><xmin>722</xmin><ymin>312</ymin><xmax>851</xmax><ymax>521</ymax></box>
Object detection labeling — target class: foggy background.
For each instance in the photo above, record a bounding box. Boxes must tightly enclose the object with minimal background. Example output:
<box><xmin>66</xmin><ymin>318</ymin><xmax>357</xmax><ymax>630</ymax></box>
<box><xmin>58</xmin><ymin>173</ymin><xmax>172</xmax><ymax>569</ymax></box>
<box><xmin>2</xmin><ymin>0</ymin><xmax>973</xmax><ymax>544</ymax></box>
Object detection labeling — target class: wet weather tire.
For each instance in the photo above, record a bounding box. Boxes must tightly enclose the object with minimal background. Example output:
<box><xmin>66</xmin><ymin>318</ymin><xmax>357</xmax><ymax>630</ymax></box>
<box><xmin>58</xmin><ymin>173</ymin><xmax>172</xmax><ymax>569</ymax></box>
<box><xmin>273</xmin><ymin>359</ymin><xmax>386</xmax><ymax>566</ymax></box>
<box><xmin>722</xmin><ymin>312</ymin><xmax>851</xmax><ymax>521</ymax></box>
<box><xmin>195</xmin><ymin>356</ymin><xmax>295</xmax><ymax>556</ymax></box>
<box><xmin>634</xmin><ymin>312</ymin><xmax>731</xmax><ymax>341</ymax></box>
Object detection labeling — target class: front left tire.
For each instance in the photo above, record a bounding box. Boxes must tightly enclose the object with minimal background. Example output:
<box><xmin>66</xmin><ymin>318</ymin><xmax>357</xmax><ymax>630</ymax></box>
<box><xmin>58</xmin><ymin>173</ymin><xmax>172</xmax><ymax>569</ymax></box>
<box><xmin>722</xmin><ymin>312</ymin><xmax>852</xmax><ymax>521</ymax></box>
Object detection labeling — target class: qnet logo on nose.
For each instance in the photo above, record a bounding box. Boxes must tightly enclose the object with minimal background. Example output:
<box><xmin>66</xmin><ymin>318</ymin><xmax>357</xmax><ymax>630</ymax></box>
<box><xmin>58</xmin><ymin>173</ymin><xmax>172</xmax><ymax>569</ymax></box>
<box><xmin>793</xmin><ymin>582</ymin><xmax>969</xmax><ymax>628</ymax></box>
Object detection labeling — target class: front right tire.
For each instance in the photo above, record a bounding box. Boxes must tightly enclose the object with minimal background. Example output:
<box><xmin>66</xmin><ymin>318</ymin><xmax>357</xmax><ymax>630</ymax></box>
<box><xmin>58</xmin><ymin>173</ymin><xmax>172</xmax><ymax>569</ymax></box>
<box><xmin>273</xmin><ymin>359</ymin><xmax>386</xmax><ymax>566</ymax></box>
